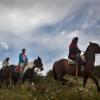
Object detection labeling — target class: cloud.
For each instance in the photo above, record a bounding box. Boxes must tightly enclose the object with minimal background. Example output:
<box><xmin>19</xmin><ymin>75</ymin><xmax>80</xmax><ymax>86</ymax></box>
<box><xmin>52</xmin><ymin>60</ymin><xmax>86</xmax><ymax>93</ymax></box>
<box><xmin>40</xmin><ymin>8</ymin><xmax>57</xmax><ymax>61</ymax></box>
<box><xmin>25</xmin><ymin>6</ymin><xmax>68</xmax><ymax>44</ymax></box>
<box><xmin>0</xmin><ymin>41</ymin><xmax>8</xmax><ymax>50</ymax></box>
<box><xmin>0</xmin><ymin>0</ymin><xmax>87</xmax><ymax>34</ymax></box>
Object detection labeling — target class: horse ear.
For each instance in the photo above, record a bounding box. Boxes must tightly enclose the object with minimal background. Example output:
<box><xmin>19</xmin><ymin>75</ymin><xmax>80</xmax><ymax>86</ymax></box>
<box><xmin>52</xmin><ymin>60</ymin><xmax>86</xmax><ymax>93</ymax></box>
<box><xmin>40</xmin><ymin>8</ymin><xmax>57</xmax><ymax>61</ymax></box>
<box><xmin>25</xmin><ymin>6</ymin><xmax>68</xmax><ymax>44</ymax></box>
<box><xmin>89</xmin><ymin>42</ymin><xmax>92</xmax><ymax>44</ymax></box>
<box><xmin>38</xmin><ymin>56</ymin><xmax>40</xmax><ymax>60</ymax></box>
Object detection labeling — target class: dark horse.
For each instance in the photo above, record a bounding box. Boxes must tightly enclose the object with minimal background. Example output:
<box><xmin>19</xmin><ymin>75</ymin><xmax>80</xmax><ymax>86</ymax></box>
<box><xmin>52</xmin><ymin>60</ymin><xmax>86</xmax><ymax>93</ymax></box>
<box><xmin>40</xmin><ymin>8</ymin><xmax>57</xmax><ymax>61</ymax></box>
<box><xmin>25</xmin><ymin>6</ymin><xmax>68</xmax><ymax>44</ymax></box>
<box><xmin>21</xmin><ymin>56</ymin><xmax>43</xmax><ymax>90</ymax></box>
<box><xmin>0</xmin><ymin>65</ymin><xmax>17</xmax><ymax>88</ymax></box>
<box><xmin>0</xmin><ymin>57</ymin><xmax>43</xmax><ymax>88</ymax></box>
<box><xmin>53</xmin><ymin>42</ymin><xmax>100</xmax><ymax>91</ymax></box>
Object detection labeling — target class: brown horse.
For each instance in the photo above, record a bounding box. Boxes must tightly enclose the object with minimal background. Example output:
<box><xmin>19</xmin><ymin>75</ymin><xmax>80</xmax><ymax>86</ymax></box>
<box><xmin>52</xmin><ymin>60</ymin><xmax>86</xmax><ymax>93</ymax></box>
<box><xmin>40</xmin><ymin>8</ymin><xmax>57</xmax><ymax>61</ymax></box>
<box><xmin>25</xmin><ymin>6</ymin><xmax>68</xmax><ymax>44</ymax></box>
<box><xmin>53</xmin><ymin>42</ymin><xmax>100</xmax><ymax>91</ymax></box>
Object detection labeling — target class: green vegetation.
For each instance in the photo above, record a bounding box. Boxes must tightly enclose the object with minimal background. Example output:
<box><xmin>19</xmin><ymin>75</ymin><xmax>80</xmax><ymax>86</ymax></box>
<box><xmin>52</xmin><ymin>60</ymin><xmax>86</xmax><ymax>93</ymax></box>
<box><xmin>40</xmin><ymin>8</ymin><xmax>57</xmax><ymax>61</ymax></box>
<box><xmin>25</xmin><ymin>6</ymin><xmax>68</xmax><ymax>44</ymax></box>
<box><xmin>94</xmin><ymin>65</ymin><xmax>100</xmax><ymax>77</ymax></box>
<box><xmin>0</xmin><ymin>67</ymin><xmax>100</xmax><ymax>100</ymax></box>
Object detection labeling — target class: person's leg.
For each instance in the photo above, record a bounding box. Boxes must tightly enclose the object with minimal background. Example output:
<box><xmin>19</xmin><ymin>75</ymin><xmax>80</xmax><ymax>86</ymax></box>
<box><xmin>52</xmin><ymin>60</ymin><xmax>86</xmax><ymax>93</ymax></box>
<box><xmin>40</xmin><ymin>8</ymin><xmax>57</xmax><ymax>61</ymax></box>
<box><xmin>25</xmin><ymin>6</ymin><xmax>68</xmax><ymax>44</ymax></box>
<box><xmin>19</xmin><ymin>63</ymin><xmax>24</xmax><ymax>78</ymax></box>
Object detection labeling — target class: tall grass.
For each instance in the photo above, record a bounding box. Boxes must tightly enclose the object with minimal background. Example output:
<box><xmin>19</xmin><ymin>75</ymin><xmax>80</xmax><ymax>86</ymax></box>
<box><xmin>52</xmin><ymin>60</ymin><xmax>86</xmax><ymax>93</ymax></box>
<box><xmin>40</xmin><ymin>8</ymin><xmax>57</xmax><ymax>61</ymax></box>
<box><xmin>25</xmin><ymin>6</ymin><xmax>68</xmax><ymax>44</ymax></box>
<box><xmin>0</xmin><ymin>76</ymin><xmax>100</xmax><ymax>100</ymax></box>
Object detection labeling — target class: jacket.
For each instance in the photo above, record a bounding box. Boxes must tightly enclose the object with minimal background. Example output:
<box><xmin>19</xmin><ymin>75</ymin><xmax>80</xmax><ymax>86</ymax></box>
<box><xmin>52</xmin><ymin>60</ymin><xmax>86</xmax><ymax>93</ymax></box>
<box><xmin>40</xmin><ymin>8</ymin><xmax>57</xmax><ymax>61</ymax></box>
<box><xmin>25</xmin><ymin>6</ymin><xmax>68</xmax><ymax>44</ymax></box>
<box><xmin>19</xmin><ymin>53</ymin><xmax>28</xmax><ymax>64</ymax></box>
<box><xmin>68</xmin><ymin>42</ymin><xmax>81</xmax><ymax>60</ymax></box>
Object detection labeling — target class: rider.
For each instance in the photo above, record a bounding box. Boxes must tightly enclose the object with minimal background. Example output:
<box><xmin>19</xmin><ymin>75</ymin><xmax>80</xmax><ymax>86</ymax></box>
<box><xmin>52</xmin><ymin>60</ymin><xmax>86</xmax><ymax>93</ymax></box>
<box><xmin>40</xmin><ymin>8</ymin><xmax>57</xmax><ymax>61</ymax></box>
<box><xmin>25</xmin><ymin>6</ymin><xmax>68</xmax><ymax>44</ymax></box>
<box><xmin>18</xmin><ymin>48</ymin><xmax>28</xmax><ymax>78</ymax></box>
<box><xmin>2</xmin><ymin>57</ymin><xmax>10</xmax><ymax>69</ymax></box>
<box><xmin>68</xmin><ymin>37</ymin><xmax>82</xmax><ymax>63</ymax></box>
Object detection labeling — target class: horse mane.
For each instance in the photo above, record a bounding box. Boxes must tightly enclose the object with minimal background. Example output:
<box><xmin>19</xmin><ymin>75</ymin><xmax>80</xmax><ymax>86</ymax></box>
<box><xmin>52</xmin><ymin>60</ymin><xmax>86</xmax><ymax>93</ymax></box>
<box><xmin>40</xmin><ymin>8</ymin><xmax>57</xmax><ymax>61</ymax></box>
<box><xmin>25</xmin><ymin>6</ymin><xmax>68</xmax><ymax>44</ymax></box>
<box><xmin>84</xmin><ymin>42</ymin><xmax>98</xmax><ymax>63</ymax></box>
<box><xmin>26</xmin><ymin>61</ymin><xmax>34</xmax><ymax>69</ymax></box>
<box><xmin>86</xmin><ymin>44</ymin><xmax>91</xmax><ymax>53</ymax></box>
<box><xmin>86</xmin><ymin>42</ymin><xmax>99</xmax><ymax>53</ymax></box>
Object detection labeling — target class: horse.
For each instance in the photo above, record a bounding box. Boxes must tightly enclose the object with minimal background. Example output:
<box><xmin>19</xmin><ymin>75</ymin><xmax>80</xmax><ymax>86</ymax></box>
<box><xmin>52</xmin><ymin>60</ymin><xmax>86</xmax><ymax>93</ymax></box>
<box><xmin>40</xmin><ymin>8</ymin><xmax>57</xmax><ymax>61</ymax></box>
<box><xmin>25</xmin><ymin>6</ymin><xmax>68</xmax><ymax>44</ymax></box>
<box><xmin>0</xmin><ymin>57</ymin><xmax>43</xmax><ymax>89</ymax></box>
<box><xmin>21</xmin><ymin>56</ymin><xmax>43</xmax><ymax>90</ymax></box>
<box><xmin>0</xmin><ymin>64</ymin><xmax>18</xmax><ymax>88</ymax></box>
<box><xmin>53</xmin><ymin>42</ymin><xmax>100</xmax><ymax>91</ymax></box>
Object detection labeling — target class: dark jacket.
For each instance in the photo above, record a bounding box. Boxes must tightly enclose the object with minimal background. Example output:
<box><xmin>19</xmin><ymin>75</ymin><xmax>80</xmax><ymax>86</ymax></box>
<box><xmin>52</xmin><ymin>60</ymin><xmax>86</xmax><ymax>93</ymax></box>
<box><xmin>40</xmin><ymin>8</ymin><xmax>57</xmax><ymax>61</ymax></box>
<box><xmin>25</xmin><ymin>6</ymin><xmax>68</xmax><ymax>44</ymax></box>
<box><xmin>68</xmin><ymin>42</ymin><xmax>81</xmax><ymax>60</ymax></box>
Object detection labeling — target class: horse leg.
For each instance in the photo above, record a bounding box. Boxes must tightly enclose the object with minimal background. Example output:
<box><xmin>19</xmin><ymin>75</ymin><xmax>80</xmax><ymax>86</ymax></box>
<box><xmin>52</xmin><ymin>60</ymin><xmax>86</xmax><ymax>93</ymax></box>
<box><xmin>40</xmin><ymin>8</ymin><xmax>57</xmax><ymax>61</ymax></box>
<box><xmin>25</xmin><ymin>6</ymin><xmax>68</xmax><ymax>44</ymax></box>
<box><xmin>22</xmin><ymin>74</ymin><xmax>26</xmax><ymax>84</ymax></box>
<box><xmin>90</xmin><ymin>73</ymin><xmax>100</xmax><ymax>92</ymax></box>
<box><xmin>28</xmin><ymin>78</ymin><xmax>36</xmax><ymax>90</ymax></box>
<box><xmin>60</xmin><ymin>74</ymin><xmax>69</xmax><ymax>85</ymax></box>
<box><xmin>22</xmin><ymin>78</ymin><xmax>25</xmax><ymax>84</ymax></box>
<box><xmin>6</xmin><ymin>79</ymin><xmax>9</xmax><ymax>88</ymax></box>
<box><xmin>13</xmin><ymin>77</ymin><xmax>18</xmax><ymax>86</ymax></box>
<box><xmin>0</xmin><ymin>79</ymin><xmax>3</xmax><ymax>88</ymax></box>
<box><xmin>9</xmin><ymin>77</ymin><xmax>12</xmax><ymax>87</ymax></box>
<box><xmin>31</xmin><ymin>81</ymin><xmax>36</xmax><ymax>90</ymax></box>
<box><xmin>57</xmin><ymin>73</ymin><xmax>69</xmax><ymax>85</ymax></box>
<box><xmin>83</xmin><ymin>73</ymin><xmax>88</xmax><ymax>88</ymax></box>
<box><xmin>61</xmin><ymin>78</ymin><xmax>69</xmax><ymax>85</ymax></box>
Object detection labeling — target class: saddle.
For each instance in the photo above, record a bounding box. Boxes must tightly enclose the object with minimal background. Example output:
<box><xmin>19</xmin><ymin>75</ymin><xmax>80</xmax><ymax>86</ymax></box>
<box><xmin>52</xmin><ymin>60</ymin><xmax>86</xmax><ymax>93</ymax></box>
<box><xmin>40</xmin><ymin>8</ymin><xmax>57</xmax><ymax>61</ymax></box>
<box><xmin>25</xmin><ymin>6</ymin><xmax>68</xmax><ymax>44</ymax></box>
<box><xmin>68</xmin><ymin>55</ymin><xmax>86</xmax><ymax>72</ymax></box>
<box><xmin>68</xmin><ymin>59</ymin><xmax>76</xmax><ymax>64</ymax></box>
<box><xmin>68</xmin><ymin>54</ymin><xmax>86</xmax><ymax>65</ymax></box>
<box><xmin>14</xmin><ymin>66</ymin><xmax>20</xmax><ymax>73</ymax></box>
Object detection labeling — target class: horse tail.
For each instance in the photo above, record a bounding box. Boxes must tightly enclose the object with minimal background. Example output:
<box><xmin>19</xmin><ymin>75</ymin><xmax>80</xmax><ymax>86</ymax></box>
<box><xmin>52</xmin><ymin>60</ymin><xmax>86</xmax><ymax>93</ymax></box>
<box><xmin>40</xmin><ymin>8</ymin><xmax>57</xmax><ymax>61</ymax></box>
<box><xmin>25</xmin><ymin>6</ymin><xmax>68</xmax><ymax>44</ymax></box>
<box><xmin>53</xmin><ymin>64</ymin><xmax>57</xmax><ymax>80</ymax></box>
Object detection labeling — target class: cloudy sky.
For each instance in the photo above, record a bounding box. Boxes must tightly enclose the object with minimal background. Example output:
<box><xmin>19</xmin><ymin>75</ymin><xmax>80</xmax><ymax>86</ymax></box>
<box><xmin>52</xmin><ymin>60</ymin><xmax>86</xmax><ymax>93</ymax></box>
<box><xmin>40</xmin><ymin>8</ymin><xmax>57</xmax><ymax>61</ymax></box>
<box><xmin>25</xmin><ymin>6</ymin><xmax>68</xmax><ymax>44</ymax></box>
<box><xmin>0</xmin><ymin>0</ymin><xmax>100</xmax><ymax>75</ymax></box>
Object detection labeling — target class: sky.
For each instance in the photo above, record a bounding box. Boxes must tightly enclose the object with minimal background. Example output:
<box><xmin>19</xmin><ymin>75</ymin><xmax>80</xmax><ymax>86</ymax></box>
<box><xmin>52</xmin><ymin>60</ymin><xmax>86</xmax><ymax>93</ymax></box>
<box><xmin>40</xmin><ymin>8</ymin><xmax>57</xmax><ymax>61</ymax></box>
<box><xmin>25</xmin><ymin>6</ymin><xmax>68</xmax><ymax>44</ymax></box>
<box><xmin>0</xmin><ymin>0</ymin><xmax>100</xmax><ymax>75</ymax></box>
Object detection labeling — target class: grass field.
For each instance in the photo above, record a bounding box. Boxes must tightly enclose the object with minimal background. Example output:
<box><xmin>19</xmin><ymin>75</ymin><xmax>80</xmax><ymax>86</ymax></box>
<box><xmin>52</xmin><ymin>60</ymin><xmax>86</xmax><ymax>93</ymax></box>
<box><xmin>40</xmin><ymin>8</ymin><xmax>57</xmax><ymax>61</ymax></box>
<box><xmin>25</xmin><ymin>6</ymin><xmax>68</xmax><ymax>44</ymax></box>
<box><xmin>0</xmin><ymin>75</ymin><xmax>100</xmax><ymax>100</ymax></box>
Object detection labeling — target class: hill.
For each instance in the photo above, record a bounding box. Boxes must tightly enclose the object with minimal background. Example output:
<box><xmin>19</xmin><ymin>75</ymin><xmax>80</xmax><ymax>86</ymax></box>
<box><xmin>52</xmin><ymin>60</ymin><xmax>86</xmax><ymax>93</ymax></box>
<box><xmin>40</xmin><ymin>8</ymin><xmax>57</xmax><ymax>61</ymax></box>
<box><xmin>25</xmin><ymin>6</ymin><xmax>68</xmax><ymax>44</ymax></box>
<box><xmin>0</xmin><ymin>71</ymin><xmax>100</xmax><ymax>100</ymax></box>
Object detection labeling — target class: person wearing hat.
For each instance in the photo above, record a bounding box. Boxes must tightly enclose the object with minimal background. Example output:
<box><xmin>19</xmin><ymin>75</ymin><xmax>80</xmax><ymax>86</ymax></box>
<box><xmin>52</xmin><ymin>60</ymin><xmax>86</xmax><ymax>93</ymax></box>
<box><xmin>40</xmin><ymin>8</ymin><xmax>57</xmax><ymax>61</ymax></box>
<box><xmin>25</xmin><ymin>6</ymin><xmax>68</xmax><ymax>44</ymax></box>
<box><xmin>19</xmin><ymin>48</ymin><xmax>28</xmax><ymax>78</ymax></box>
<box><xmin>68</xmin><ymin>37</ymin><xmax>81</xmax><ymax>61</ymax></box>
<box><xmin>2</xmin><ymin>57</ymin><xmax>10</xmax><ymax>69</ymax></box>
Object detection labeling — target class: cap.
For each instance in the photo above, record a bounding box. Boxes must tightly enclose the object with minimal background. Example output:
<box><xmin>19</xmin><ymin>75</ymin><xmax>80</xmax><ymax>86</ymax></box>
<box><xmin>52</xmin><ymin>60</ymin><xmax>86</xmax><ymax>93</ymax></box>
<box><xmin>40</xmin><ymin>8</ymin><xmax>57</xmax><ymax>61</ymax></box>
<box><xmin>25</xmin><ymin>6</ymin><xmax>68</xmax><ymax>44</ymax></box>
<box><xmin>72</xmin><ymin>37</ymin><xmax>78</xmax><ymax>41</ymax></box>
<box><xmin>22</xmin><ymin>48</ymin><xmax>26</xmax><ymax>51</ymax></box>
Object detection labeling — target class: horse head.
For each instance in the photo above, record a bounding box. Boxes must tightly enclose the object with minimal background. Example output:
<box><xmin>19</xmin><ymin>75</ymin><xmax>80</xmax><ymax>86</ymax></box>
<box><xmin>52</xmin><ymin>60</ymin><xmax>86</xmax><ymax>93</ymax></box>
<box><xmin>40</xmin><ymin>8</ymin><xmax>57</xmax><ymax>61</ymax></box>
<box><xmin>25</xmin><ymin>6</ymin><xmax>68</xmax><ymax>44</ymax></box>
<box><xmin>34</xmin><ymin>56</ymin><xmax>44</xmax><ymax>71</ymax></box>
<box><xmin>89</xmin><ymin>42</ymin><xmax>100</xmax><ymax>54</ymax></box>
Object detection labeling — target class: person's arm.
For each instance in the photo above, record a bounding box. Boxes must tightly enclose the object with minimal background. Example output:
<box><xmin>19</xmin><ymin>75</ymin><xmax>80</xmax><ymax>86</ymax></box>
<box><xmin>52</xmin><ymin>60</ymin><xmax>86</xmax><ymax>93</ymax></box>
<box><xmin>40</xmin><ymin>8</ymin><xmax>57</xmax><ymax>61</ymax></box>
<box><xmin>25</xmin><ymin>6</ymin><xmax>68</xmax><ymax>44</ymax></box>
<box><xmin>26</xmin><ymin>56</ymin><xmax>28</xmax><ymax>61</ymax></box>
<box><xmin>25</xmin><ymin>55</ymin><xmax>28</xmax><ymax>64</ymax></box>
<box><xmin>76</xmin><ymin>45</ymin><xmax>81</xmax><ymax>54</ymax></box>
<box><xmin>78</xmin><ymin>48</ymin><xmax>81</xmax><ymax>54</ymax></box>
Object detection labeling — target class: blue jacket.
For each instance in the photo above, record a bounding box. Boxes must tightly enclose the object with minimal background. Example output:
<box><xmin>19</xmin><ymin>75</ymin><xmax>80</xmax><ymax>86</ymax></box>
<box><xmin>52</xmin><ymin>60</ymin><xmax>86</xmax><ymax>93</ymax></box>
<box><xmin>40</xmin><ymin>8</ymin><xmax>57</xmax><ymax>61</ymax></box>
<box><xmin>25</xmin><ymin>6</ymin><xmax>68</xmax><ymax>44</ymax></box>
<box><xmin>19</xmin><ymin>53</ymin><xmax>28</xmax><ymax>64</ymax></box>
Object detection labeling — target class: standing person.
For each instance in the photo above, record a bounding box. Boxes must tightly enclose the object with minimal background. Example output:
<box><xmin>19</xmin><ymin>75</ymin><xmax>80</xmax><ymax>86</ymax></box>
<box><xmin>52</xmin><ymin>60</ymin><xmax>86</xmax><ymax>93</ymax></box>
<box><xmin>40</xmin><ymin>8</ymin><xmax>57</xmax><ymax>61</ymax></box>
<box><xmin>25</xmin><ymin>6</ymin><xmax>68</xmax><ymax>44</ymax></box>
<box><xmin>2</xmin><ymin>57</ymin><xmax>10</xmax><ymax>69</ymax></box>
<box><xmin>68</xmin><ymin>37</ymin><xmax>81</xmax><ymax>61</ymax></box>
<box><xmin>19</xmin><ymin>48</ymin><xmax>28</xmax><ymax>78</ymax></box>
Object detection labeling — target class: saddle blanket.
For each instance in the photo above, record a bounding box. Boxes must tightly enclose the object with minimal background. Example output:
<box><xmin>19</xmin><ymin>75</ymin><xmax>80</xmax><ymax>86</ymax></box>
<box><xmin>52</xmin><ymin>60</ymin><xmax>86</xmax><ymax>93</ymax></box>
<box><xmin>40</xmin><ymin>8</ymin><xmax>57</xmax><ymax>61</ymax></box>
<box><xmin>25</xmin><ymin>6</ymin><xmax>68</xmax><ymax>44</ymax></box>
<box><xmin>68</xmin><ymin>54</ymin><xmax>86</xmax><ymax>64</ymax></box>
<box><xmin>14</xmin><ymin>62</ymin><xmax>34</xmax><ymax>74</ymax></box>
<box><xmin>68</xmin><ymin>59</ymin><xmax>76</xmax><ymax>64</ymax></box>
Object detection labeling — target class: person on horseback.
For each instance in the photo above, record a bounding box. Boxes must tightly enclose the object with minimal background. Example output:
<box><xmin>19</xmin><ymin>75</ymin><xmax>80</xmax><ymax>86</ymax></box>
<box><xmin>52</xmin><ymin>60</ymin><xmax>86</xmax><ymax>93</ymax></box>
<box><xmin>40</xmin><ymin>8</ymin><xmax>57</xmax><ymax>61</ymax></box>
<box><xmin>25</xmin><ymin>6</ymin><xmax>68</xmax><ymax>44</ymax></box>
<box><xmin>68</xmin><ymin>37</ymin><xmax>82</xmax><ymax>63</ymax></box>
<box><xmin>2</xmin><ymin>57</ymin><xmax>10</xmax><ymax>69</ymax></box>
<box><xmin>19</xmin><ymin>48</ymin><xmax>28</xmax><ymax>78</ymax></box>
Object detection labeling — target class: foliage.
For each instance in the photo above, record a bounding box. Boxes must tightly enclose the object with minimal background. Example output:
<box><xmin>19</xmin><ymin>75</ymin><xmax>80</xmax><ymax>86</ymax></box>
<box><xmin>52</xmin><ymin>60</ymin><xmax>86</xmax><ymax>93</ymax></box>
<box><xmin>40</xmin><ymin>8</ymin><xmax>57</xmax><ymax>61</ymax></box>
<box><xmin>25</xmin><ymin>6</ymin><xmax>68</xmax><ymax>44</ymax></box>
<box><xmin>94</xmin><ymin>65</ymin><xmax>100</xmax><ymax>78</ymax></box>
<box><xmin>46</xmin><ymin>70</ymin><xmax>53</xmax><ymax>78</ymax></box>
